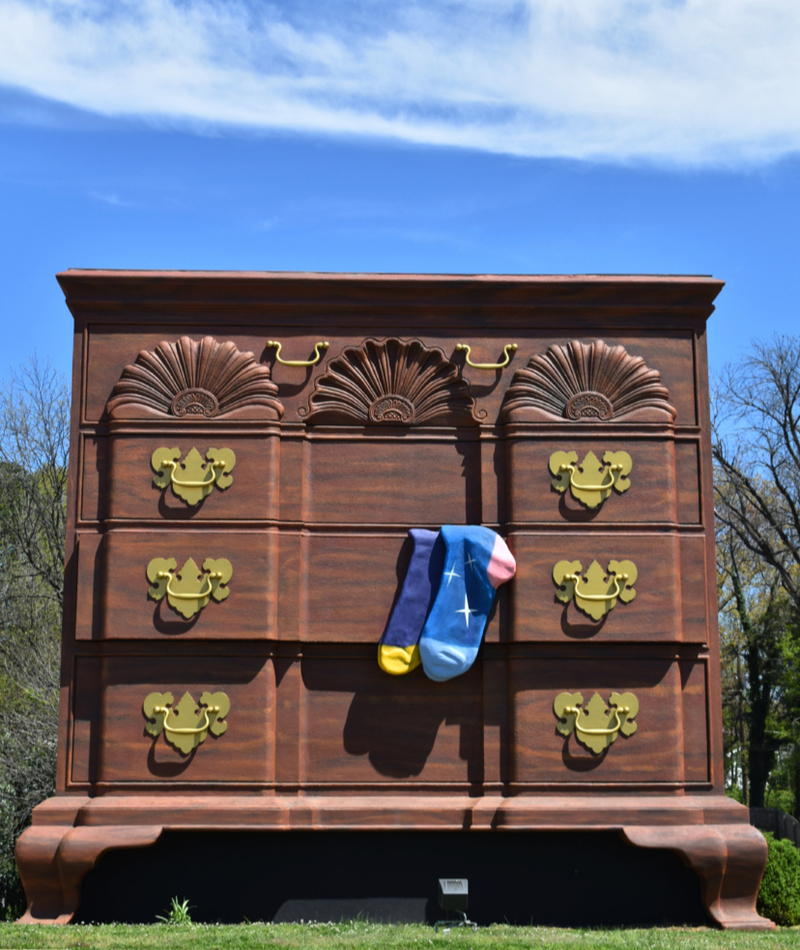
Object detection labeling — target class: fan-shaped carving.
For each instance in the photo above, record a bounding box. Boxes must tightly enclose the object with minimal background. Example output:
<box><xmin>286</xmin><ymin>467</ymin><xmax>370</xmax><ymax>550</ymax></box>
<box><xmin>500</xmin><ymin>340</ymin><xmax>676</xmax><ymax>423</ymax></box>
<box><xmin>106</xmin><ymin>337</ymin><xmax>283</xmax><ymax>421</ymax></box>
<box><xmin>299</xmin><ymin>338</ymin><xmax>484</xmax><ymax>425</ymax></box>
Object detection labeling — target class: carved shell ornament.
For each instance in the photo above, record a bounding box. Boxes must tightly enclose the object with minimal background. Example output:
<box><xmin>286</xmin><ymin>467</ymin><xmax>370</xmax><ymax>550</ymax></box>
<box><xmin>299</xmin><ymin>338</ymin><xmax>484</xmax><ymax>425</ymax></box>
<box><xmin>106</xmin><ymin>336</ymin><xmax>284</xmax><ymax>420</ymax></box>
<box><xmin>500</xmin><ymin>340</ymin><xmax>676</xmax><ymax>423</ymax></box>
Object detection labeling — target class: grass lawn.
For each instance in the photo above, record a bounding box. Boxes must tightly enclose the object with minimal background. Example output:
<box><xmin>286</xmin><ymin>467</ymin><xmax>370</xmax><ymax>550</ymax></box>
<box><xmin>0</xmin><ymin>923</ymin><xmax>797</xmax><ymax>950</ymax></box>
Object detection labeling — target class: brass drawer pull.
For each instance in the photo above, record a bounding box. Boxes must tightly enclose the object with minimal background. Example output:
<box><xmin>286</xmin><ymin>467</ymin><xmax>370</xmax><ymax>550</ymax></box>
<box><xmin>553</xmin><ymin>559</ymin><xmax>637</xmax><ymax>621</ymax></box>
<box><xmin>267</xmin><ymin>340</ymin><xmax>329</xmax><ymax>366</ymax></box>
<box><xmin>144</xmin><ymin>690</ymin><xmax>229</xmax><ymax>755</ymax></box>
<box><xmin>554</xmin><ymin>691</ymin><xmax>638</xmax><ymax>755</ymax></box>
<box><xmin>161</xmin><ymin>569</ymin><xmax>218</xmax><ymax>601</ymax></box>
<box><xmin>565</xmin><ymin>570</ymin><xmax>627</xmax><ymax>602</ymax></box>
<box><xmin>549</xmin><ymin>450</ymin><xmax>632</xmax><ymax>509</ymax></box>
<box><xmin>147</xmin><ymin>557</ymin><xmax>232</xmax><ymax>619</ymax></box>
<box><xmin>152</xmin><ymin>447</ymin><xmax>236</xmax><ymax>506</ymax></box>
<box><xmin>455</xmin><ymin>343</ymin><xmax>518</xmax><ymax>370</ymax></box>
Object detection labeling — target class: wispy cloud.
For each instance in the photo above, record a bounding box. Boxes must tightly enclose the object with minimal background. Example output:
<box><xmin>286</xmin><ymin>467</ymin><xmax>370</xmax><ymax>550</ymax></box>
<box><xmin>1</xmin><ymin>0</ymin><xmax>799</xmax><ymax>165</ymax></box>
<box><xmin>88</xmin><ymin>189</ymin><xmax>134</xmax><ymax>206</ymax></box>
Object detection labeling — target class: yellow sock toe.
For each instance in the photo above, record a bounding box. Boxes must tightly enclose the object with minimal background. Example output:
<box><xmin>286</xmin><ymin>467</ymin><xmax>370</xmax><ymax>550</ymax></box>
<box><xmin>378</xmin><ymin>644</ymin><xmax>421</xmax><ymax>675</ymax></box>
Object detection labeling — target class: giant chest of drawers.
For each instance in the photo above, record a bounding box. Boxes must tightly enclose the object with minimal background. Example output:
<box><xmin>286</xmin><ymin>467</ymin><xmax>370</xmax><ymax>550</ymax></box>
<box><xmin>17</xmin><ymin>272</ymin><xmax>770</xmax><ymax>928</ymax></box>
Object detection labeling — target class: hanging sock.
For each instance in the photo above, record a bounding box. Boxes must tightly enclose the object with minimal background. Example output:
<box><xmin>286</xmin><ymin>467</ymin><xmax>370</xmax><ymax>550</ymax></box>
<box><xmin>419</xmin><ymin>525</ymin><xmax>515</xmax><ymax>682</ymax></box>
<box><xmin>378</xmin><ymin>529</ymin><xmax>446</xmax><ymax>674</ymax></box>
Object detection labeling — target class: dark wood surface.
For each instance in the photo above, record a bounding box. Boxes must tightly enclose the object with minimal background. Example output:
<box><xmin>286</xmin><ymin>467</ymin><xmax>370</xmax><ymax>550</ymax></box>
<box><xmin>16</xmin><ymin>271</ymin><xmax>772</xmax><ymax>928</ymax></box>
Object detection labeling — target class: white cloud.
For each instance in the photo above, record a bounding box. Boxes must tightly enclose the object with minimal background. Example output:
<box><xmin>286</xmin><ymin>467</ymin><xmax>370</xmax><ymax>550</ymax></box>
<box><xmin>1</xmin><ymin>0</ymin><xmax>799</xmax><ymax>164</ymax></box>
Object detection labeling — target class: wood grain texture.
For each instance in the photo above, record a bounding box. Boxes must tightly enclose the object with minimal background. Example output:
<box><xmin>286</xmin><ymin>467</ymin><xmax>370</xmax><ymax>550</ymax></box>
<box><xmin>80</xmin><ymin>529</ymin><xmax>279</xmax><ymax>640</ymax></box>
<box><xmin>509</xmin><ymin>656</ymin><xmax>707</xmax><ymax>784</ymax></box>
<box><xmin>105</xmin><ymin>430</ymin><xmax>280</xmax><ymax>522</ymax></box>
<box><xmin>19</xmin><ymin>271</ymin><xmax>755</xmax><ymax>928</ymax></box>
<box><xmin>505</xmin><ymin>432</ymin><xmax>681</xmax><ymax>525</ymax></box>
<box><xmin>508</xmin><ymin>532</ymin><xmax>693</xmax><ymax>642</ymax></box>
<box><xmin>92</xmin><ymin>654</ymin><xmax>274</xmax><ymax>784</ymax></box>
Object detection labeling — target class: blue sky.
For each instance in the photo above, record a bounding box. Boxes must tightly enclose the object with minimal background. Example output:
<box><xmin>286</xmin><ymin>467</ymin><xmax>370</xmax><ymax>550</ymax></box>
<box><xmin>2</xmin><ymin>0</ymin><xmax>799</xmax><ymax>387</ymax></box>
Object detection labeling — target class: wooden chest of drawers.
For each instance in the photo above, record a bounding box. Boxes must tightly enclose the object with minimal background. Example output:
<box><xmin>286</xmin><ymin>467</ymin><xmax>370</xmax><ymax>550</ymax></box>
<box><xmin>17</xmin><ymin>272</ymin><xmax>770</xmax><ymax>927</ymax></box>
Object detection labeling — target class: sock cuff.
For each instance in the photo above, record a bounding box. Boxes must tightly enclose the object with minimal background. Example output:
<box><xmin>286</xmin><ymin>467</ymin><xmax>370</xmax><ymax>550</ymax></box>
<box><xmin>487</xmin><ymin>534</ymin><xmax>516</xmax><ymax>588</ymax></box>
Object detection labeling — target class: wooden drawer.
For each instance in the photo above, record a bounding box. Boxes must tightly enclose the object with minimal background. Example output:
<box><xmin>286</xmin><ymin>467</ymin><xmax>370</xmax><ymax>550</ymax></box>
<box><xmin>287</xmin><ymin>432</ymin><xmax>481</xmax><ymax>526</ymax></box>
<box><xmin>75</xmin><ymin>529</ymin><xmax>278</xmax><ymax>640</ymax></box>
<box><xmin>275</xmin><ymin>531</ymin><xmax>506</xmax><ymax>644</ymax></box>
<box><xmin>295</xmin><ymin>653</ymin><xmax>484</xmax><ymax>785</ymax></box>
<box><xmin>99</xmin><ymin>432</ymin><xmax>280</xmax><ymax>522</ymax></box>
<box><xmin>70</xmin><ymin>653</ymin><xmax>274</xmax><ymax>786</ymax></box>
<box><xmin>504</xmin><ymin>532</ymin><xmax>707</xmax><ymax>643</ymax></box>
<box><xmin>508</xmin><ymin>654</ymin><xmax>709</xmax><ymax>785</ymax></box>
<box><xmin>505</xmin><ymin>433</ymin><xmax>688</xmax><ymax>525</ymax></box>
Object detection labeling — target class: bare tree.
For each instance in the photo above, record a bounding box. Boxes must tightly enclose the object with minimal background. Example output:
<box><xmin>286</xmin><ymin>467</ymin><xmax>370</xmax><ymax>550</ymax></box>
<box><xmin>713</xmin><ymin>335</ymin><xmax>800</xmax><ymax>610</ymax></box>
<box><xmin>714</xmin><ymin>335</ymin><xmax>800</xmax><ymax>812</ymax></box>
<box><xmin>0</xmin><ymin>358</ymin><xmax>68</xmax><ymax>915</ymax></box>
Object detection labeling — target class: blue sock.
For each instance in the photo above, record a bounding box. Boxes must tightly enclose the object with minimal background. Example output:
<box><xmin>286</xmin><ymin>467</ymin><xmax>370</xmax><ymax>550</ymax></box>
<box><xmin>378</xmin><ymin>529</ymin><xmax>445</xmax><ymax>674</ymax></box>
<box><xmin>419</xmin><ymin>525</ymin><xmax>516</xmax><ymax>682</ymax></box>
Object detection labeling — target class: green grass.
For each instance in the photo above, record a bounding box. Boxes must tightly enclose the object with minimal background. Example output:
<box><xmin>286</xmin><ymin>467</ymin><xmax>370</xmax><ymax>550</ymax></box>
<box><xmin>0</xmin><ymin>923</ymin><xmax>797</xmax><ymax>950</ymax></box>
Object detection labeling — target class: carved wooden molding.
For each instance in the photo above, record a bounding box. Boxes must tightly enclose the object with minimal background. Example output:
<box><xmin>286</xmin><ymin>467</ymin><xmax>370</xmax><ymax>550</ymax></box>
<box><xmin>106</xmin><ymin>336</ymin><xmax>284</xmax><ymax>421</ymax></box>
<box><xmin>299</xmin><ymin>338</ymin><xmax>484</xmax><ymax>425</ymax></box>
<box><xmin>500</xmin><ymin>340</ymin><xmax>676</xmax><ymax>424</ymax></box>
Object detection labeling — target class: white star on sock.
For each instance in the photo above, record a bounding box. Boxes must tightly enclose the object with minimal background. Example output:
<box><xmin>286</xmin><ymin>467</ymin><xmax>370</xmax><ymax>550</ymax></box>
<box><xmin>444</xmin><ymin>565</ymin><xmax>461</xmax><ymax>586</ymax></box>
<box><xmin>456</xmin><ymin>593</ymin><xmax>477</xmax><ymax>627</ymax></box>
<box><xmin>465</xmin><ymin>553</ymin><xmax>478</xmax><ymax>571</ymax></box>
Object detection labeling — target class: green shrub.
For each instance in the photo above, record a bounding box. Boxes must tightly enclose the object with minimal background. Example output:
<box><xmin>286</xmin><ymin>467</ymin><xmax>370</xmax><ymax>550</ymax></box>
<box><xmin>757</xmin><ymin>831</ymin><xmax>800</xmax><ymax>926</ymax></box>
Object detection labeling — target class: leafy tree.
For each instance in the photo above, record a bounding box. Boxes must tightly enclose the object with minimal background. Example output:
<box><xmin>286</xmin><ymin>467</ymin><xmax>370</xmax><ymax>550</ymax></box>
<box><xmin>716</xmin><ymin>526</ymin><xmax>798</xmax><ymax>807</ymax></box>
<box><xmin>0</xmin><ymin>358</ymin><xmax>68</xmax><ymax>917</ymax></box>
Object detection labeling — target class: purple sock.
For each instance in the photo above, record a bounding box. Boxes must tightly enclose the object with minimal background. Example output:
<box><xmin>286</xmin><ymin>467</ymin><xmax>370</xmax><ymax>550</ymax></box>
<box><xmin>378</xmin><ymin>529</ymin><xmax>445</xmax><ymax>674</ymax></box>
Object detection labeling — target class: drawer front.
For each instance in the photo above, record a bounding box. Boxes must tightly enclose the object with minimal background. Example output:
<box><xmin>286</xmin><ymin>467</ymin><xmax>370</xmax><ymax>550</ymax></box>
<box><xmin>506</xmin><ymin>436</ymin><xmax>685</xmax><ymax>525</ymax></box>
<box><xmin>276</xmin><ymin>531</ymin><xmax>507</xmax><ymax>644</ymax></box>
<box><xmin>505</xmin><ymin>533</ymin><xmax>707</xmax><ymax>643</ymax></box>
<box><xmin>71</xmin><ymin>654</ymin><xmax>274</xmax><ymax>786</ymax></box>
<box><xmin>104</xmin><ymin>433</ymin><xmax>280</xmax><ymax>522</ymax></box>
<box><xmin>297</xmin><ymin>654</ymin><xmax>484</xmax><ymax>785</ymax></box>
<box><xmin>77</xmin><ymin>530</ymin><xmax>278</xmax><ymax>640</ymax></box>
<box><xmin>298</xmin><ymin>434</ymin><xmax>481</xmax><ymax>526</ymax></box>
<box><xmin>509</xmin><ymin>656</ymin><xmax>709</xmax><ymax>785</ymax></box>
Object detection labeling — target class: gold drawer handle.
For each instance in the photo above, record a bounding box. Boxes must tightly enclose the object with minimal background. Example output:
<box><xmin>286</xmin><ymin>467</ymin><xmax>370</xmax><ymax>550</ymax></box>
<box><xmin>162</xmin><ymin>458</ymin><xmax>224</xmax><ymax>488</ymax></box>
<box><xmin>568</xmin><ymin>704</ymin><xmax>626</xmax><ymax>736</ymax></box>
<box><xmin>159</xmin><ymin>569</ymin><xmax>222</xmax><ymax>601</ymax></box>
<box><xmin>152</xmin><ymin>447</ymin><xmax>236</xmax><ymax>507</ymax></box>
<box><xmin>455</xmin><ymin>343</ymin><xmax>518</xmax><ymax>370</ymax></box>
<box><xmin>562</xmin><ymin>462</ymin><xmax>620</xmax><ymax>492</ymax></box>
<box><xmin>549</xmin><ymin>450</ymin><xmax>632</xmax><ymax>509</ymax></box>
<box><xmin>562</xmin><ymin>570</ymin><xmax>627</xmax><ymax>602</ymax></box>
<box><xmin>553</xmin><ymin>559</ymin><xmax>637</xmax><ymax>621</ymax></box>
<box><xmin>147</xmin><ymin>557</ymin><xmax>232</xmax><ymax>620</ymax></box>
<box><xmin>554</xmin><ymin>691</ymin><xmax>638</xmax><ymax>755</ymax></box>
<box><xmin>267</xmin><ymin>340</ymin><xmax>329</xmax><ymax>366</ymax></box>
<box><xmin>144</xmin><ymin>690</ymin><xmax>229</xmax><ymax>756</ymax></box>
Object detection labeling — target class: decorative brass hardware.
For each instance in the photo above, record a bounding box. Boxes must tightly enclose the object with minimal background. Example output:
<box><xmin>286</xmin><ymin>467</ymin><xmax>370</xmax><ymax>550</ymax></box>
<box><xmin>455</xmin><ymin>343</ymin><xmax>518</xmax><ymax>370</ymax></box>
<box><xmin>151</xmin><ymin>447</ymin><xmax>236</xmax><ymax>506</ymax></box>
<box><xmin>267</xmin><ymin>340</ymin><xmax>330</xmax><ymax>367</ymax></box>
<box><xmin>147</xmin><ymin>557</ymin><xmax>232</xmax><ymax>619</ymax></box>
<box><xmin>554</xmin><ymin>691</ymin><xmax>638</xmax><ymax>755</ymax></box>
<box><xmin>553</xmin><ymin>559</ymin><xmax>637</xmax><ymax>621</ymax></box>
<box><xmin>143</xmin><ymin>690</ymin><xmax>229</xmax><ymax>755</ymax></box>
<box><xmin>549</xmin><ymin>450</ymin><xmax>632</xmax><ymax>509</ymax></box>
